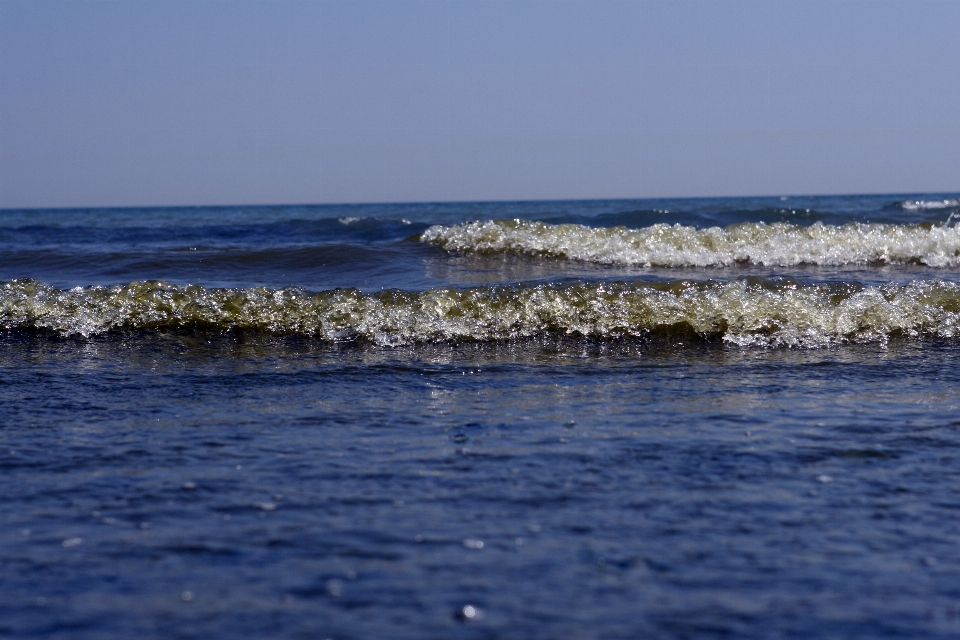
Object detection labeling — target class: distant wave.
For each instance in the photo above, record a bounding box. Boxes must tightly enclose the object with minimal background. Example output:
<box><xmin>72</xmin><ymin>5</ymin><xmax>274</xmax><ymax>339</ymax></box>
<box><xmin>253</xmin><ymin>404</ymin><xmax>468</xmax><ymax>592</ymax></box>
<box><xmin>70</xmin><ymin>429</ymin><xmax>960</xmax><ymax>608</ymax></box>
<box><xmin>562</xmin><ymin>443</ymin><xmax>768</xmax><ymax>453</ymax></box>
<box><xmin>420</xmin><ymin>219</ymin><xmax>960</xmax><ymax>268</ymax></box>
<box><xmin>3</xmin><ymin>278</ymin><xmax>960</xmax><ymax>347</ymax></box>
<box><xmin>901</xmin><ymin>199</ymin><xmax>960</xmax><ymax>211</ymax></box>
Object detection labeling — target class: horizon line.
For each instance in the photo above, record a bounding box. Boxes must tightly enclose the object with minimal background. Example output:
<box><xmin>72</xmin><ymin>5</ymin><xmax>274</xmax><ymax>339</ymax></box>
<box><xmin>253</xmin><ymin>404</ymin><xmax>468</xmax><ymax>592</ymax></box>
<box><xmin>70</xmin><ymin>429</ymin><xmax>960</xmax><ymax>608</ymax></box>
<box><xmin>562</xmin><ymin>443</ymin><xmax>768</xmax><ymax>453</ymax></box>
<box><xmin>2</xmin><ymin>190</ymin><xmax>958</xmax><ymax>213</ymax></box>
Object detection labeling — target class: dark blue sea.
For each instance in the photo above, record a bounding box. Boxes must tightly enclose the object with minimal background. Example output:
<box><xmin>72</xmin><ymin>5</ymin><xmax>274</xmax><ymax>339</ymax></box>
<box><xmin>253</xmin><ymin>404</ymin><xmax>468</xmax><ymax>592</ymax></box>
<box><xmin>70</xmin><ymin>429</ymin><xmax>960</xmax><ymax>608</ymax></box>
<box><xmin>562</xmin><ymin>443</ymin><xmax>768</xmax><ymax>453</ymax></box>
<box><xmin>2</xmin><ymin>194</ymin><xmax>960</xmax><ymax>639</ymax></box>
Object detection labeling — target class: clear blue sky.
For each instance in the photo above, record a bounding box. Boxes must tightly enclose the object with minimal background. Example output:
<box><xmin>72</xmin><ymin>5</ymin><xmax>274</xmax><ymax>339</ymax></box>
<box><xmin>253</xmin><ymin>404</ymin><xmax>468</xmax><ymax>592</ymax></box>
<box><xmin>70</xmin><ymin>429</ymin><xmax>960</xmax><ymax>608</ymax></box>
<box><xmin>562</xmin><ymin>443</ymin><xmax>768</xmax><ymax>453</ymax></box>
<box><xmin>1</xmin><ymin>0</ymin><xmax>957</xmax><ymax>208</ymax></box>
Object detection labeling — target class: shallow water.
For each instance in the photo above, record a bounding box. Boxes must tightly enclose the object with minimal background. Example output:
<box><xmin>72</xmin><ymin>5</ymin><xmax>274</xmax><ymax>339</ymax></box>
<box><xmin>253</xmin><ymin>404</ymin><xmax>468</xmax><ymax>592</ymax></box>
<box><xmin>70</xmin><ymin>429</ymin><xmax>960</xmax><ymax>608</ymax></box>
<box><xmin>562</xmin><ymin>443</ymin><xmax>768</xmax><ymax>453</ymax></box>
<box><xmin>2</xmin><ymin>194</ymin><xmax>960</xmax><ymax>638</ymax></box>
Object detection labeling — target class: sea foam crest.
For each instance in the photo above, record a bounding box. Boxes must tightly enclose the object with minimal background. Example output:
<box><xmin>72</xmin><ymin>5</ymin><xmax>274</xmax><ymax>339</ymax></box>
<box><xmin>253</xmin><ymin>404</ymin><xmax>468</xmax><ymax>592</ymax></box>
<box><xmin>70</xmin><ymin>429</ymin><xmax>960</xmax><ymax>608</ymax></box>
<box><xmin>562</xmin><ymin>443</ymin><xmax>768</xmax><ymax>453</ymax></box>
<box><xmin>420</xmin><ymin>219</ymin><xmax>960</xmax><ymax>268</ymax></box>
<box><xmin>901</xmin><ymin>199</ymin><xmax>960</xmax><ymax>211</ymax></box>
<box><xmin>3</xmin><ymin>279</ymin><xmax>960</xmax><ymax>347</ymax></box>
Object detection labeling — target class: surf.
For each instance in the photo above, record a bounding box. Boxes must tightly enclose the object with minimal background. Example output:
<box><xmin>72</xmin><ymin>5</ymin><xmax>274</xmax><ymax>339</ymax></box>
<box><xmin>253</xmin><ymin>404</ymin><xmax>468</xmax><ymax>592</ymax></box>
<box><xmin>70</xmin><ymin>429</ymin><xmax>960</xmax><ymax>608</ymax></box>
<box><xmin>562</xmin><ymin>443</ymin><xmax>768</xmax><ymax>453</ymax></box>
<box><xmin>4</xmin><ymin>277</ymin><xmax>960</xmax><ymax>347</ymax></box>
<box><xmin>420</xmin><ymin>219</ymin><xmax>960</xmax><ymax>268</ymax></box>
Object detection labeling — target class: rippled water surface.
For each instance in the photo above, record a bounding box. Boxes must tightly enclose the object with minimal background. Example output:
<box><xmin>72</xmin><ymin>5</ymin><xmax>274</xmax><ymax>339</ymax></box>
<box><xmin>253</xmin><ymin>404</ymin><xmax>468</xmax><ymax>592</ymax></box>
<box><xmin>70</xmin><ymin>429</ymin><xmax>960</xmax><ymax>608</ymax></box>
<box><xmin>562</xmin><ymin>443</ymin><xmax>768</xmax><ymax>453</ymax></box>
<box><xmin>2</xmin><ymin>194</ymin><xmax>960</xmax><ymax>639</ymax></box>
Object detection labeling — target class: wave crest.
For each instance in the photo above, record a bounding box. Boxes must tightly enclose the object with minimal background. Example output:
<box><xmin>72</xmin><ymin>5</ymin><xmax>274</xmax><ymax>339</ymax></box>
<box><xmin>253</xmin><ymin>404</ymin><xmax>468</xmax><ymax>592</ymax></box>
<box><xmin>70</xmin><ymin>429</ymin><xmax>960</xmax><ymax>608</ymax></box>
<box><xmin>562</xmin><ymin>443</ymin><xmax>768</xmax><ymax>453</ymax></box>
<box><xmin>3</xmin><ymin>278</ymin><xmax>960</xmax><ymax>347</ymax></box>
<box><xmin>901</xmin><ymin>199</ymin><xmax>960</xmax><ymax>211</ymax></box>
<box><xmin>420</xmin><ymin>219</ymin><xmax>960</xmax><ymax>268</ymax></box>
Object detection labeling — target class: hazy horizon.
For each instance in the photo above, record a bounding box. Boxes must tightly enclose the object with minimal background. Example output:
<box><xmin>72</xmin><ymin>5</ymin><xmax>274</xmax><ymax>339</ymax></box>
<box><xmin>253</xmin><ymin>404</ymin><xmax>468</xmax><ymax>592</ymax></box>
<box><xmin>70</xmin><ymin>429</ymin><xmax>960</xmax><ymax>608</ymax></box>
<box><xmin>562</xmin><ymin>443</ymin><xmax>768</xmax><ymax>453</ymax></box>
<box><xmin>3</xmin><ymin>190</ymin><xmax>960</xmax><ymax>213</ymax></box>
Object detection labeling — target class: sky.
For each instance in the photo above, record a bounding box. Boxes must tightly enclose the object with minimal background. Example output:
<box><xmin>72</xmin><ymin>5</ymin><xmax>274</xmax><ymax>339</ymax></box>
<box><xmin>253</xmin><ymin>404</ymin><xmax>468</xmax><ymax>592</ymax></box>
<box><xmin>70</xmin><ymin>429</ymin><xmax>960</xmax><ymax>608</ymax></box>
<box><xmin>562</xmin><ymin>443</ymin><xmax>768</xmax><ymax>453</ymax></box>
<box><xmin>1</xmin><ymin>0</ymin><xmax>958</xmax><ymax>208</ymax></box>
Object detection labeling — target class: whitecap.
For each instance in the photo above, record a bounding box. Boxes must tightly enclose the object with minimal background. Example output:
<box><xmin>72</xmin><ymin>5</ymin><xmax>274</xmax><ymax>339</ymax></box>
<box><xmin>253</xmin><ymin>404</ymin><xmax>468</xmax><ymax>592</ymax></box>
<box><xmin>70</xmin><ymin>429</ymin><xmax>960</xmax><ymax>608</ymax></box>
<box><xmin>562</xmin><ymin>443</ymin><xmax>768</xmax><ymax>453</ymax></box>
<box><xmin>420</xmin><ymin>219</ymin><xmax>960</xmax><ymax>268</ymax></box>
<box><xmin>901</xmin><ymin>199</ymin><xmax>960</xmax><ymax>211</ymax></box>
<box><xmin>3</xmin><ymin>278</ymin><xmax>960</xmax><ymax>348</ymax></box>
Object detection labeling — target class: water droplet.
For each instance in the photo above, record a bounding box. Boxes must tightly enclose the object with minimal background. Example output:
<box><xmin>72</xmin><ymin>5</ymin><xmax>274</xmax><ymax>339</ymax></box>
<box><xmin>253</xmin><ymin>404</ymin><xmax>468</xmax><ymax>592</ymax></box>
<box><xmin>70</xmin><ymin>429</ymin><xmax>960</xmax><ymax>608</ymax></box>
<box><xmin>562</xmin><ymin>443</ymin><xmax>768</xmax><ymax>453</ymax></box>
<box><xmin>62</xmin><ymin>537</ymin><xmax>82</xmax><ymax>548</ymax></box>
<box><xmin>181</xmin><ymin>591</ymin><xmax>194</xmax><ymax>602</ymax></box>
<box><xmin>182</xmin><ymin>482</ymin><xmax>196</xmax><ymax>490</ymax></box>
<box><xmin>462</xmin><ymin>604</ymin><xmax>478</xmax><ymax>619</ymax></box>
<box><xmin>463</xmin><ymin>538</ymin><xmax>484</xmax><ymax>549</ymax></box>
<box><xmin>816</xmin><ymin>474</ymin><xmax>833</xmax><ymax>483</ymax></box>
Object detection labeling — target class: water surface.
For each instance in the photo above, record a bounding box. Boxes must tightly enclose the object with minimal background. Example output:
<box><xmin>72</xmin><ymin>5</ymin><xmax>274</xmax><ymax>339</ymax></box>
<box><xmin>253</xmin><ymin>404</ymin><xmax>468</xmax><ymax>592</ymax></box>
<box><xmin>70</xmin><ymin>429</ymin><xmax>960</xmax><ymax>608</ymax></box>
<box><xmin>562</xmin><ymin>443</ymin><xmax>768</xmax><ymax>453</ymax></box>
<box><xmin>2</xmin><ymin>194</ymin><xmax>960</xmax><ymax>638</ymax></box>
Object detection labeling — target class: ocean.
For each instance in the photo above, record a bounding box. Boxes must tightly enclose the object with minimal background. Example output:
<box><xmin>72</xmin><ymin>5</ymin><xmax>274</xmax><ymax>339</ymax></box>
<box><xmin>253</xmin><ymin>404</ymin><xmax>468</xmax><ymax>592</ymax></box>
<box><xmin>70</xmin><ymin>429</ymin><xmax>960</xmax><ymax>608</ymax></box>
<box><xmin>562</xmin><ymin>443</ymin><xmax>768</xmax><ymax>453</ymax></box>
<box><xmin>2</xmin><ymin>194</ymin><xmax>960</xmax><ymax>639</ymax></box>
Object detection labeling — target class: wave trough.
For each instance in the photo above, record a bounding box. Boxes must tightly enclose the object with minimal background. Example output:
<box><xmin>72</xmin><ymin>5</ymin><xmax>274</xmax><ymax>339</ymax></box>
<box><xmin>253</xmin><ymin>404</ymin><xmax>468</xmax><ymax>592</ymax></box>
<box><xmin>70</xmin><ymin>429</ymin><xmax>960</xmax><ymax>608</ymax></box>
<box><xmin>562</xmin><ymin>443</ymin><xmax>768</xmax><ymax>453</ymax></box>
<box><xmin>420</xmin><ymin>219</ymin><xmax>960</xmax><ymax>268</ymax></box>
<box><xmin>3</xmin><ymin>278</ymin><xmax>960</xmax><ymax>347</ymax></box>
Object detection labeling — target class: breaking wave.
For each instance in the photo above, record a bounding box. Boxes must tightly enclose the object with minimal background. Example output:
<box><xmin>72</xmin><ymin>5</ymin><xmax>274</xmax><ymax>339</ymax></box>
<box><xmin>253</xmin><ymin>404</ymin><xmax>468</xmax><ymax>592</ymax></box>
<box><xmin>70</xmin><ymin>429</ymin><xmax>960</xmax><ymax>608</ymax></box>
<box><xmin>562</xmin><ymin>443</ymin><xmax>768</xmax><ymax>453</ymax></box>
<box><xmin>3</xmin><ymin>278</ymin><xmax>960</xmax><ymax>348</ymax></box>
<box><xmin>420</xmin><ymin>219</ymin><xmax>960</xmax><ymax>268</ymax></box>
<box><xmin>901</xmin><ymin>199</ymin><xmax>960</xmax><ymax>211</ymax></box>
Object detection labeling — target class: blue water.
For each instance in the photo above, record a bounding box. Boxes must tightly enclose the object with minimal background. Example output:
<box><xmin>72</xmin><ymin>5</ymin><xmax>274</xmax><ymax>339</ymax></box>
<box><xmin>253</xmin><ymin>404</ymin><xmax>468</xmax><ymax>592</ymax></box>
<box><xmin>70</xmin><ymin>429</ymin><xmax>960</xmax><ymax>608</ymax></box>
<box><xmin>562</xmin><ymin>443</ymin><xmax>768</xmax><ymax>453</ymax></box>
<box><xmin>3</xmin><ymin>194</ymin><xmax>956</xmax><ymax>291</ymax></box>
<box><xmin>2</xmin><ymin>194</ymin><xmax>960</xmax><ymax>638</ymax></box>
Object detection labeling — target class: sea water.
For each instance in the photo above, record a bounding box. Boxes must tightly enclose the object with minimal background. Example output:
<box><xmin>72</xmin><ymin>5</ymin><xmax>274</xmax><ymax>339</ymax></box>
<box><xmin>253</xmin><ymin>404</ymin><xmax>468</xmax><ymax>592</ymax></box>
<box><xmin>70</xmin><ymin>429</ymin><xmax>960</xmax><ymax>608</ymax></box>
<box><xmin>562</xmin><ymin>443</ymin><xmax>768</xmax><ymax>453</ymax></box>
<box><xmin>1</xmin><ymin>194</ymin><xmax>960</xmax><ymax>638</ymax></box>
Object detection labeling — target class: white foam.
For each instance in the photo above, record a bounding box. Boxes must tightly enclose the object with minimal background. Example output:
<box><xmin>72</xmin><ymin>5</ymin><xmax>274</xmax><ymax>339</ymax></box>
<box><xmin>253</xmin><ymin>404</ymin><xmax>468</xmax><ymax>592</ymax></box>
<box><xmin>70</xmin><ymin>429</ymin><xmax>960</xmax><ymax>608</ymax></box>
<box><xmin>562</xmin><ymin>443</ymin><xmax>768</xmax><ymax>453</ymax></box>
<box><xmin>421</xmin><ymin>219</ymin><xmax>960</xmax><ymax>268</ymax></box>
<box><xmin>3</xmin><ymin>278</ymin><xmax>960</xmax><ymax>348</ymax></box>
<box><xmin>901</xmin><ymin>199</ymin><xmax>960</xmax><ymax>211</ymax></box>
